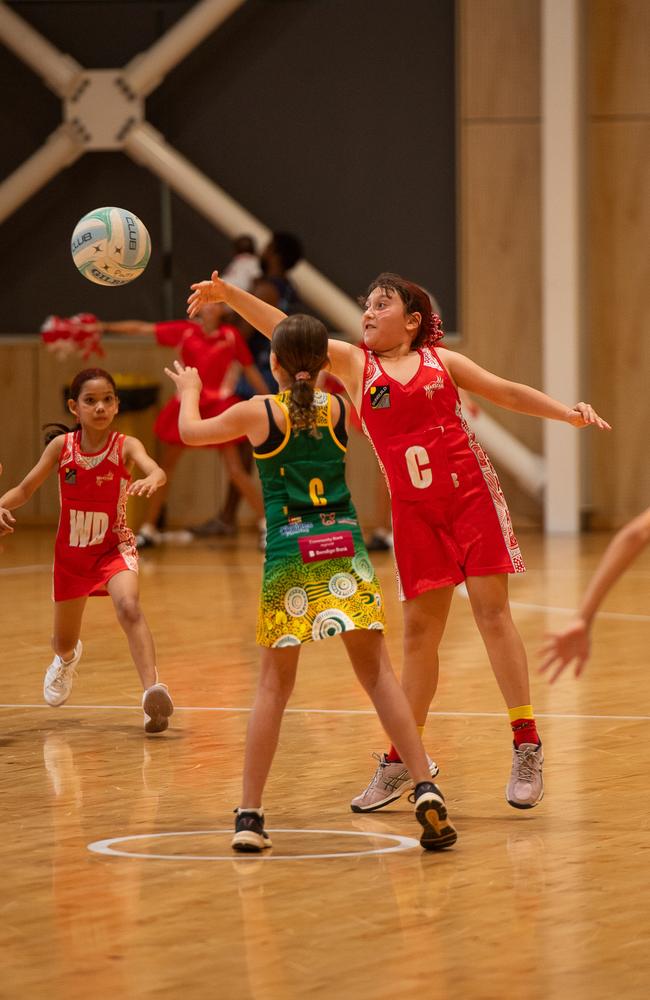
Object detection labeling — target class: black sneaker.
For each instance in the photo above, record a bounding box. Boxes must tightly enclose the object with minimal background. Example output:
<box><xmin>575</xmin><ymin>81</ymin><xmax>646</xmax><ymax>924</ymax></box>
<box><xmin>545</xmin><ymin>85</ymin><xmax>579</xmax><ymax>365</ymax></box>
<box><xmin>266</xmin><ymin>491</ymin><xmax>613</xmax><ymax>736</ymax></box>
<box><xmin>232</xmin><ymin>808</ymin><xmax>272</xmax><ymax>853</ymax></box>
<box><xmin>413</xmin><ymin>782</ymin><xmax>457</xmax><ymax>851</ymax></box>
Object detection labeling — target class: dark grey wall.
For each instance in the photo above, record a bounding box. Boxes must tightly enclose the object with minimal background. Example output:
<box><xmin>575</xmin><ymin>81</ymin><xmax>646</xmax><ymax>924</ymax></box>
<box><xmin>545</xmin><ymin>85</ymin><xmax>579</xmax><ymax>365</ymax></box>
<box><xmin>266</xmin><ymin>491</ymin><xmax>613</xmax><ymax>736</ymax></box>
<box><xmin>0</xmin><ymin>0</ymin><xmax>455</xmax><ymax>332</ymax></box>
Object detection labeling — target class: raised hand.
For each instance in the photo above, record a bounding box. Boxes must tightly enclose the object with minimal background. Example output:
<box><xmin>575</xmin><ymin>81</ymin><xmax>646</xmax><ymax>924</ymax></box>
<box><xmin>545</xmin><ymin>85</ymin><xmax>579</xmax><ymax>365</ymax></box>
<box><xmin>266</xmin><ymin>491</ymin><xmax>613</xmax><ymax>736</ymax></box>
<box><xmin>187</xmin><ymin>270</ymin><xmax>227</xmax><ymax>319</ymax></box>
<box><xmin>164</xmin><ymin>360</ymin><xmax>203</xmax><ymax>395</ymax></box>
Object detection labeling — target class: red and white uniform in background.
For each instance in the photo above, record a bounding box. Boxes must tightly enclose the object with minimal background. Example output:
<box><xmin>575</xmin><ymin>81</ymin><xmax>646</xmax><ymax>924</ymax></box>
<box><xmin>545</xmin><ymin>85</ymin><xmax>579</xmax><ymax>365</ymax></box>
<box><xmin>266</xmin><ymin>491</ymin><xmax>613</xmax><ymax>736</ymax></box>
<box><xmin>359</xmin><ymin>345</ymin><xmax>525</xmax><ymax>600</ymax></box>
<box><xmin>54</xmin><ymin>431</ymin><xmax>137</xmax><ymax>601</ymax></box>
<box><xmin>154</xmin><ymin>320</ymin><xmax>253</xmax><ymax>447</ymax></box>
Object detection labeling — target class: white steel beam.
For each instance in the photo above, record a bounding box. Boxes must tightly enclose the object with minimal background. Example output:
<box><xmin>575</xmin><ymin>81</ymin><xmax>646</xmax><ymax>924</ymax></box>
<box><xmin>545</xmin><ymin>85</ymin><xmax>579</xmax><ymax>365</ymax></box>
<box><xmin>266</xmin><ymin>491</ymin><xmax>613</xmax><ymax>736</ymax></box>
<box><xmin>0</xmin><ymin>125</ymin><xmax>84</xmax><ymax>225</ymax></box>
<box><xmin>0</xmin><ymin>2</ymin><xmax>81</xmax><ymax>97</ymax></box>
<box><xmin>121</xmin><ymin>0</ymin><xmax>248</xmax><ymax>98</ymax></box>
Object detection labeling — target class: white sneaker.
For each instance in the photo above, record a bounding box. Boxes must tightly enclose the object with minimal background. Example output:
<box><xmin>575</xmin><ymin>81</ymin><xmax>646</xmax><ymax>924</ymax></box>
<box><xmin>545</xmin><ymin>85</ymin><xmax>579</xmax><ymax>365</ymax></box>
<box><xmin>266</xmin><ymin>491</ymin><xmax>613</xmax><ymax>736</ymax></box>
<box><xmin>142</xmin><ymin>682</ymin><xmax>174</xmax><ymax>733</ymax></box>
<box><xmin>43</xmin><ymin>641</ymin><xmax>82</xmax><ymax>706</ymax></box>
<box><xmin>350</xmin><ymin>752</ymin><xmax>440</xmax><ymax>813</ymax></box>
<box><xmin>506</xmin><ymin>743</ymin><xmax>544</xmax><ymax>809</ymax></box>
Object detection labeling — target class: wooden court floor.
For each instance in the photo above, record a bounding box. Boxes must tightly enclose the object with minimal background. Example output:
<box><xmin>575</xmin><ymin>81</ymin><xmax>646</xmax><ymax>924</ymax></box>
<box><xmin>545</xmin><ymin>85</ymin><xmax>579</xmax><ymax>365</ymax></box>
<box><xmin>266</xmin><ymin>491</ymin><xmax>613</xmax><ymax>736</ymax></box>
<box><xmin>1</xmin><ymin>528</ymin><xmax>648</xmax><ymax>1000</ymax></box>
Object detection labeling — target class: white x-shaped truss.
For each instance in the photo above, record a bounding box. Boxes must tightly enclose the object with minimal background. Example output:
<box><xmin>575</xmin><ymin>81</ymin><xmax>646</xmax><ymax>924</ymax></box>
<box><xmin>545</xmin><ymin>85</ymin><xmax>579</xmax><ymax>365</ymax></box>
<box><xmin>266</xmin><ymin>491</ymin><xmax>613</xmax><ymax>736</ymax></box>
<box><xmin>0</xmin><ymin>0</ymin><xmax>362</xmax><ymax>336</ymax></box>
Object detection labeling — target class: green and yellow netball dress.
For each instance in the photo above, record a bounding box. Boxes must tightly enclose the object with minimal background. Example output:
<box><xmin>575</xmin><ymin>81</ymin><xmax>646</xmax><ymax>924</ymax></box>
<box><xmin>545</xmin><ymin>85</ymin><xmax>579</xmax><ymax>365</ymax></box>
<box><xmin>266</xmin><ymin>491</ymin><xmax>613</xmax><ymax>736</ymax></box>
<box><xmin>255</xmin><ymin>390</ymin><xmax>385</xmax><ymax>647</ymax></box>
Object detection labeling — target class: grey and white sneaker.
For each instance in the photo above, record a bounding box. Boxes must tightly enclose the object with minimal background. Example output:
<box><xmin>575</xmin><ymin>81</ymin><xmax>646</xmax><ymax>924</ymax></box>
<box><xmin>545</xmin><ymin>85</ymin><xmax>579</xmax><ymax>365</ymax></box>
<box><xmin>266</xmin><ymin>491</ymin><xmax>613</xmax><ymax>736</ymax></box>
<box><xmin>232</xmin><ymin>808</ymin><xmax>272</xmax><ymax>853</ymax></box>
<box><xmin>43</xmin><ymin>641</ymin><xmax>82</xmax><ymax>706</ymax></box>
<box><xmin>142</xmin><ymin>683</ymin><xmax>174</xmax><ymax>734</ymax></box>
<box><xmin>506</xmin><ymin>742</ymin><xmax>544</xmax><ymax>809</ymax></box>
<box><xmin>351</xmin><ymin>752</ymin><xmax>440</xmax><ymax>813</ymax></box>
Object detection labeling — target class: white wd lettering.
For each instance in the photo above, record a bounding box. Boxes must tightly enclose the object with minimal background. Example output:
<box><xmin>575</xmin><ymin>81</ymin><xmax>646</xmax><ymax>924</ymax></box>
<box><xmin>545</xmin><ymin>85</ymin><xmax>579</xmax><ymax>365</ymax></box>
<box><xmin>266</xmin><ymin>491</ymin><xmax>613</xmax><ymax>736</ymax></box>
<box><xmin>405</xmin><ymin>445</ymin><xmax>433</xmax><ymax>490</ymax></box>
<box><xmin>69</xmin><ymin>510</ymin><xmax>109</xmax><ymax>547</ymax></box>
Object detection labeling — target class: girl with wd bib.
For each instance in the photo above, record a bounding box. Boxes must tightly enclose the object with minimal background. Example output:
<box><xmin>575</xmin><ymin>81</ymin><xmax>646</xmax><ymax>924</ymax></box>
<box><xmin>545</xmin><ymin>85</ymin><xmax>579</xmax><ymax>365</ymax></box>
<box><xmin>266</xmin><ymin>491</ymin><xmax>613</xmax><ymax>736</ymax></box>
<box><xmin>0</xmin><ymin>368</ymin><xmax>174</xmax><ymax>733</ymax></box>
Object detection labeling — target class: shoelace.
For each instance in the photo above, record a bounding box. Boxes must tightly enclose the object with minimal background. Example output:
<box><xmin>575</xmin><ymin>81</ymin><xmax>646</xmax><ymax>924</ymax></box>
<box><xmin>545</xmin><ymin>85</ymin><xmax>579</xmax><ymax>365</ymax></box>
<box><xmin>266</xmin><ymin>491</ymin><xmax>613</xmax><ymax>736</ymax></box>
<box><xmin>50</xmin><ymin>663</ymin><xmax>78</xmax><ymax>690</ymax></box>
<box><xmin>514</xmin><ymin>747</ymin><xmax>539</xmax><ymax>781</ymax></box>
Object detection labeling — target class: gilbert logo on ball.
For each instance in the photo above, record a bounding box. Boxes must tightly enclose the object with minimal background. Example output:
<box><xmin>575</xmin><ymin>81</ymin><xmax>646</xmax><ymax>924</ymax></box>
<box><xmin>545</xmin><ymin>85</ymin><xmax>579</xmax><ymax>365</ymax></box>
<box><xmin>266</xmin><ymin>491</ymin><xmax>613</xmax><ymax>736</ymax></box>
<box><xmin>71</xmin><ymin>207</ymin><xmax>151</xmax><ymax>286</ymax></box>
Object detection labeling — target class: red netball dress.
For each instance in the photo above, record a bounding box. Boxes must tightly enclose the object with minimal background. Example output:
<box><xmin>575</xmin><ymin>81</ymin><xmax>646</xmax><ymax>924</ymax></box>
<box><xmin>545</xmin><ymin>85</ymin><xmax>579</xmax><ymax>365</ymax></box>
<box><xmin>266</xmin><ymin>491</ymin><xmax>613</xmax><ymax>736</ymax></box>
<box><xmin>154</xmin><ymin>320</ymin><xmax>253</xmax><ymax>447</ymax></box>
<box><xmin>53</xmin><ymin>431</ymin><xmax>138</xmax><ymax>601</ymax></box>
<box><xmin>359</xmin><ymin>345</ymin><xmax>525</xmax><ymax>600</ymax></box>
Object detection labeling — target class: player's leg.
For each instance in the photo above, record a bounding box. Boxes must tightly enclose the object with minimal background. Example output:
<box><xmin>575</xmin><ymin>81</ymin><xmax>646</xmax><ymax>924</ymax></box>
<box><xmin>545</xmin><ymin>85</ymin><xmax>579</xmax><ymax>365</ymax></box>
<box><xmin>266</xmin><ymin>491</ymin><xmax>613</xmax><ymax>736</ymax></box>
<box><xmin>44</xmin><ymin>597</ymin><xmax>87</xmax><ymax>706</ymax></box>
<box><xmin>349</xmin><ymin>586</ymin><xmax>454</xmax><ymax>810</ymax></box>
<box><xmin>342</xmin><ymin>628</ymin><xmax>456</xmax><ymax>848</ymax></box>
<box><xmin>233</xmin><ymin>645</ymin><xmax>300</xmax><ymax>852</ymax></box>
<box><xmin>400</xmin><ymin>585</ymin><xmax>455</xmax><ymax>732</ymax></box>
<box><xmin>106</xmin><ymin>569</ymin><xmax>174</xmax><ymax>732</ymax></box>
<box><xmin>465</xmin><ymin>573</ymin><xmax>543</xmax><ymax>808</ymax></box>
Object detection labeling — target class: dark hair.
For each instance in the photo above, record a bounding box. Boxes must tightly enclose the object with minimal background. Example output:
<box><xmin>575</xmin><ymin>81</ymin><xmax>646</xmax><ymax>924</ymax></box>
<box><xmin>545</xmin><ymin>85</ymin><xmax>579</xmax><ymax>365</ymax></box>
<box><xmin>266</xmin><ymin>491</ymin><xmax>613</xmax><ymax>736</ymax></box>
<box><xmin>233</xmin><ymin>234</ymin><xmax>256</xmax><ymax>255</ymax></box>
<box><xmin>271</xmin><ymin>232</ymin><xmax>303</xmax><ymax>271</ymax></box>
<box><xmin>362</xmin><ymin>272</ymin><xmax>444</xmax><ymax>348</ymax></box>
<box><xmin>271</xmin><ymin>315</ymin><xmax>329</xmax><ymax>438</ymax></box>
<box><xmin>43</xmin><ymin>368</ymin><xmax>118</xmax><ymax>444</ymax></box>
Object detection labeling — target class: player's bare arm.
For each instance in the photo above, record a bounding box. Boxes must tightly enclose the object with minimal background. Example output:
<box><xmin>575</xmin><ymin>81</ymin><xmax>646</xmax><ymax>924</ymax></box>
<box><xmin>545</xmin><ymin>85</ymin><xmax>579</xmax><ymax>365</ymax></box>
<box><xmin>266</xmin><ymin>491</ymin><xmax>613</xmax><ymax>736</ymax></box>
<box><xmin>123</xmin><ymin>437</ymin><xmax>167</xmax><ymax>497</ymax></box>
<box><xmin>438</xmin><ymin>348</ymin><xmax>611</xmax><ymax>430</ymax></box>
<box><xmin>187</xmin><ymin>271</ymin><xmax>286</xmax><ymax>337</ymax></box>
<box><xmin>0</xmin><ymin>436</ymin><xmax>64</xmax><ymax>518</ymax></box>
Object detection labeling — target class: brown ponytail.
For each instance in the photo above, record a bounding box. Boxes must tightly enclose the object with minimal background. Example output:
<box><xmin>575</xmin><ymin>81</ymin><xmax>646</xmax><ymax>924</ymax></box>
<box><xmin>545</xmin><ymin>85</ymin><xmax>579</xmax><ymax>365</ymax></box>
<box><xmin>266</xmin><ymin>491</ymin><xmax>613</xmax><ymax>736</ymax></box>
<box><xmin>271</xmin><ymin>315</ymin><xmax>330</xmax><ymax>437</ymax></box>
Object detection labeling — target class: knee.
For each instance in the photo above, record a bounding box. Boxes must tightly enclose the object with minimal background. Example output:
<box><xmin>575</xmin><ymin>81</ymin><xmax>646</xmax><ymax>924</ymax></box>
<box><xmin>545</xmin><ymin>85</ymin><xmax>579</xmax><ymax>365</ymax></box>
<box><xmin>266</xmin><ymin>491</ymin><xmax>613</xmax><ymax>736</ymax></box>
<box><xmin>114</xmin><ymin>596</ymin><xmax>142</xmax><ymax>628</ymax></box>
<box><xmin>259</xmin><ymin>669</ymin><xmax>295</xmax><ymax>703</ymax></box>
<box><xmin>472</xmin><ymin>602</ymin><xmax>511</xmax><ymax>634</ymax></box>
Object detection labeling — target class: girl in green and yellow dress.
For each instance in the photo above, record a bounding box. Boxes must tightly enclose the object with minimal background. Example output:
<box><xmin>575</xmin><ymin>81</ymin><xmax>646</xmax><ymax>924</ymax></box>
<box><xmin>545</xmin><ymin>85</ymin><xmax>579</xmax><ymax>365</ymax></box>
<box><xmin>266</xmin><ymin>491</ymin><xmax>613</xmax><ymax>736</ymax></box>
<box><xmin>165</xmin><ymin>314</ymin><xmax>456</xmax><ymax>854</ymax></box>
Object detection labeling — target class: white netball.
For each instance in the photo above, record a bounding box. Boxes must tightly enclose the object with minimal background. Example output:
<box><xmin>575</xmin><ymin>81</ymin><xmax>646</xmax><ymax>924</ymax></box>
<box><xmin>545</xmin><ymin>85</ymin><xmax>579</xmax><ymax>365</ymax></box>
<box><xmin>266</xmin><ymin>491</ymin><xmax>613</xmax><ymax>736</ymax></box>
<box><xmin>71</xmin><ymin>207</ymin><xmax>151</xmax><ymax>286</ymax></box>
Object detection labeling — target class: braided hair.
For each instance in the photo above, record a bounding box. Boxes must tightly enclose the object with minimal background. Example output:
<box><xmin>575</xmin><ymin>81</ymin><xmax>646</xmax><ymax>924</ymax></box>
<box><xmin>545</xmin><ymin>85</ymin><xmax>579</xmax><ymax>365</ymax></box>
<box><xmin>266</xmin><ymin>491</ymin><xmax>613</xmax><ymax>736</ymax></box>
<box><xmin>362</xmin><ymin>272</ymin><xmax>444</xmax><ymax>348</ymax></box>
<box><xmin>271</xmin><ymin>315</ymin><xmax>330</xmax><ymax>438</ymax></box>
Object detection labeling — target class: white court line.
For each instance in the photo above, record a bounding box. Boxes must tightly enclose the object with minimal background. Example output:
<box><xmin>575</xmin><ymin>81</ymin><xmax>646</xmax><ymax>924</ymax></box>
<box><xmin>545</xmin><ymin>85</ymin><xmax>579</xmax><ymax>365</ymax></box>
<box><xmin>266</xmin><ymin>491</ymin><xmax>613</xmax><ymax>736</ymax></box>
<box><xmin>2</xmin><ymin>562</ymin><xmax>649</xmax><ymax>622</ymax></box>
<box><xmin>0</xmin><ymin>702</ymin><xmax>647</xmax><ymax>721</ymax></box>
<box><xmin>87</xmin><ymin>828</ymin><xmax>420</xmax><ymax>861</ymax></box>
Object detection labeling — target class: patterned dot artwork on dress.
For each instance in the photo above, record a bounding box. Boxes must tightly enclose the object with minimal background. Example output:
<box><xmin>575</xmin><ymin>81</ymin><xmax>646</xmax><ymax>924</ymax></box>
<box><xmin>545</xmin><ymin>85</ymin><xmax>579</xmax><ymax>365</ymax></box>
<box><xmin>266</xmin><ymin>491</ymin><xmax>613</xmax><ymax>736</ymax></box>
<box><xmin>257</xmin><ymin>554</ymin><xmax>384</xmax><ymax>648</ymax></box>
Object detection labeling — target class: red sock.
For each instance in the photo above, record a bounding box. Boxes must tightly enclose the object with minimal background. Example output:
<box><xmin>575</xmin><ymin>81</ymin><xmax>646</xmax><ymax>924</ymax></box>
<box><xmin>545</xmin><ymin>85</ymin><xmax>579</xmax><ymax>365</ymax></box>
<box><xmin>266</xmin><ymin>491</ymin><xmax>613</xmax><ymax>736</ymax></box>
<box><xmin>385</xmin><ymin>744</ymin><xmax>402</xmax><ymax>763</ymax></box>
<box><xmin>511</xmin><ymin>718</ymin><xmax>540</xmax><ymax>748</ymax></box>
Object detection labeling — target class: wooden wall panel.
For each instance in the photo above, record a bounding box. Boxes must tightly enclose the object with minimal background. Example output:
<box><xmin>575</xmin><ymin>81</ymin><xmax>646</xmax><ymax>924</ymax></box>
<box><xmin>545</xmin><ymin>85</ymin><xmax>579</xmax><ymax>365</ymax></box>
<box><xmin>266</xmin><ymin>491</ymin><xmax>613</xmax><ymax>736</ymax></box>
<box><xmin>460</xmin><ymin>0</ymin><xmax>540</xmax><ymax>119</ymax></box>
<box><xmin>587</xmin><ymin>0</ymin><xmax>650</xmax><ymax>116</ymax></box>
<box><xmin>588</xmin><ymin>122</ymin><xmax>650</xmax><ymax>526</ymax></box>
<box><xmin>459</xmin><ymin>0</ymin><xmax>543</xmax><ymax>527</ymax></box>
<box><xmin>0</xmin><ymin>342</ymin><xmax>40</xmax><ymax>520</ymax></box>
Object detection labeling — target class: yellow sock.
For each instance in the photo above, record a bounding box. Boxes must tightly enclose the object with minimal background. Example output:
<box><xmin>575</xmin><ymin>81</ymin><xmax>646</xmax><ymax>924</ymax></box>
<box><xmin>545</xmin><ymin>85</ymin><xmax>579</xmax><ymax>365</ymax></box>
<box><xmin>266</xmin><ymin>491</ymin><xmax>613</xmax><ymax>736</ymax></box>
<box><xmin>417</xmin><ymin>725</ymin><xmax>425</xmax><ymax>738</ymax></box>
<box><xmin>508</xmin><ymin>704</ymin><xmax>534</xmax><ymax>723</ymax></box>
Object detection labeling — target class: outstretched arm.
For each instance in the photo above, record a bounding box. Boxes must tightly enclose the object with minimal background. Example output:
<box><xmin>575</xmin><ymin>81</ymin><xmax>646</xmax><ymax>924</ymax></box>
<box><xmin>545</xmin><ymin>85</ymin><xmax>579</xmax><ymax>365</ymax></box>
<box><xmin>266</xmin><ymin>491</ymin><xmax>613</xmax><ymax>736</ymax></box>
<box><xmin>188</xmin><ymin>271</ymin><xmax>286</xmax><ymax>338</ymax></box>
<box><xmin>165</xmin><ymin>361</ymin><xmax>260</xmax><ymax>446</ymax></box>
<box><xmin>0</xmin><ymin>438</ymin><xmax>63</xmax><ymax>532</ymax></box>
<box><xmin>101</xmin><ymin>320</ymin><xmax>155</xmax><ymax>337</ymax></box>
<box><xmin>438</xmin><ymin>348</ymin><xmax>611</xmax><ymax>430</ymax></box>
<box><xmin>122</xmin><ymin>438</ymin><xmax>166</xmax><ymax>497</ymax></box>
<box><xmin>539</xmin><ymin>507</ymin><xmax>650</xmax><ymax>682</ymax></box>
<box><xmin>187</xmin><ymin>271</ymin><xmax>364</xmax><ymax>396</ymax></box>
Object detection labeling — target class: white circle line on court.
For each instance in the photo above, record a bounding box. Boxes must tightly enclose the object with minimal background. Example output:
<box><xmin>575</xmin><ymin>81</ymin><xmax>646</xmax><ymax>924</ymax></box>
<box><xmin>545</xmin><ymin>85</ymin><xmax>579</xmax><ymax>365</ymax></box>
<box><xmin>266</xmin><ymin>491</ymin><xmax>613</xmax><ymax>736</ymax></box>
<box><xmin>0</xmin><ymin>702</ymin><xmax>647</xmax><ymax>721</ymax></box>
<box><xmin>87</xmin><ymin>828</ymin><xmax>420</xmax><ymax>861</ymax></box>
<box><xmin>1</xmin><ymin>562</ymin><xmax>649</xmax><ymax>622</ymax></box>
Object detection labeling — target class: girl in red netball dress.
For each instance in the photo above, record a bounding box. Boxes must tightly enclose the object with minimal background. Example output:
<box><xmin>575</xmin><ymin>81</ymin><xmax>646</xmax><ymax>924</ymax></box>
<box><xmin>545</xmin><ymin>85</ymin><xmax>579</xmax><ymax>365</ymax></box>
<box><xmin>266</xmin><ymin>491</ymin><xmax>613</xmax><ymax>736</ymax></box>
<box><xmin>186</xmin><ymin>271</ymin><xmax>611</xmax><ymax>813</ymax></box>
<box><xmin>0</xmin><ymin>368</ymin><xmax>174</xmax><ymax>733</ymax></box>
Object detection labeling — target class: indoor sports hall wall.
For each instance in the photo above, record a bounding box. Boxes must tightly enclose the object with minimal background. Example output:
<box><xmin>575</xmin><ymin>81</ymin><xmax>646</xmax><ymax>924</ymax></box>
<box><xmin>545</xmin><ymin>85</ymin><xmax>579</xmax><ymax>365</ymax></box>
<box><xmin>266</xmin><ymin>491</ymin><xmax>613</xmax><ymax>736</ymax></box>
<box><xmin>1</xmin><ymin>0</ymin><xmax>648</xmax><ymax>530</ymax></box>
